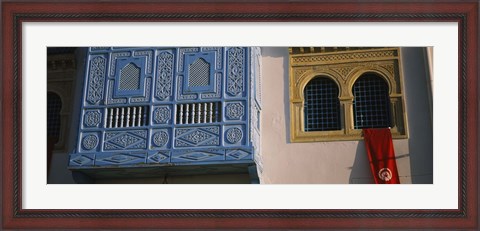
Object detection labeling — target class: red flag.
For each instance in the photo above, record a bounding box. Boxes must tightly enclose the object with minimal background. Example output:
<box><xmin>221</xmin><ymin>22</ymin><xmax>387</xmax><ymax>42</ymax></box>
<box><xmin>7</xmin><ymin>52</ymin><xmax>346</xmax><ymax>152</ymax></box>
<box><xmin>363</xmin><ymin>128</ymin><xmax>400</xmax><ymax>184</ymax></box>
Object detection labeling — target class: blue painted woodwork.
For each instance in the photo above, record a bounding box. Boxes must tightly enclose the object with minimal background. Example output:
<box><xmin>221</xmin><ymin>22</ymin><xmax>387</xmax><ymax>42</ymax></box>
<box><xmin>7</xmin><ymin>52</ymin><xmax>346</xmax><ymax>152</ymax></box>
<box><xmin>69</xmin><ymin>47</ymin><xmax>262</xmax><ymax>178</ymax></box>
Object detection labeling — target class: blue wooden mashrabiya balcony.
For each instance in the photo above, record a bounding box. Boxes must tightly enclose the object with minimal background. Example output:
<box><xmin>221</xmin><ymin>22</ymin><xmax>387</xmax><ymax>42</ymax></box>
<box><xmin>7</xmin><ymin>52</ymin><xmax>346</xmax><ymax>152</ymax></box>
<box><xmin>68</xmin><ymin>47</ymin><xmax>261</xmax><ymax>179</ymax></box>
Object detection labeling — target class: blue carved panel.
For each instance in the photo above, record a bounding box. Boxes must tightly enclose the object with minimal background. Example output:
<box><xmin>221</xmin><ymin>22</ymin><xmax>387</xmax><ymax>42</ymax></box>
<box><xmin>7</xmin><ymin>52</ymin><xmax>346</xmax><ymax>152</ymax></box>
<box><xmin>95</xmin><ymin>152</ymin><xmax>146</xmax><ymax>166</ymax></box>
<box><xmin>69</xmin><ymin>153</ymin><xmax>95</xmax><ymax>167</ymax></box>
<box><xmin>171</xmin><ymin>148</ymin><xmax>224</xmax><ymax>163</ymax></box>
<box><xmin>107</xmin><ymin>50</ymin><xmax>152</xmax><ymax>105</ymax></box>
<box><xmin>154</xmin><ymin>51</ymin><xmax>174</xmax><ymax>101</ymax></box>
<box><xmin>174</xmin><ymin>126</ymin><xmax>220</xmax><ymax>148</ymax></box>
<box><xmin>90</xmin><ymin>47</ymin><xmax>110</xmax><ymax>52</ymax></box>
<box><xmin>83</xmin><ymin>109</ymin><xmax>102</xmax><ymax>128</ymax></box>
<box><xmin>224</xmin><ymin>125</ymin><xmax>246</xmax><ymax>147</ymax></box>
<box><xmin>133</xmin><ymin>50</ymin><xmax>154</xmax><ymax>75</ymax></box>
<box><xmin>113</xmin><ymin>58</ymin><xmax>146</xmax><ymax>97</ymax></box>
<box><xmin>176</xmin><ymin>75</ymin><xmax>198</xmax><ymax>101</ymax></box>
<box><xmin>177</xmin><ymin>47</ymin><xmax>223</xmax><ymax>101</ymax></box>
<box><xmin>224</xmin><ymin>101</ymin><xmax>246</xmax><ymax>121</ymax></box>
<box><xmin>103</xmin><ymin>130</ymin><xmax>148</xmax><ymax>151</ymax></box>
<box><xmin>79</xmin><ymin>132</ymin><xmax>101</xmax><ymax>152</ymax></box>
<box><xmin>226</xmin><ymin>47</ymin><xmax>246</xmax><ymax>97</ymax></box>
<box><xmin>86</xmin><ymin>56</ymin><xmax>107</xmax><ymax>105</ymax></box>
<box><xmin>151</xmin><ymin>105</ymin><xmax>172</xmax><ymax>125</ymax></box>
<box><xmin>147</xmin><ymin>150</ymin><xmax>171</xmax><ymax>164</ymax></box>
<box><xmin>226</xmin><ymin>149</ymin><xmax>253</xmax><ymax>161</ymax></box>
<box><xmin>150</xmin><ymin>128</ymin><xmax>171</xmax><ymax>149</ymax></box>
<box><xmin>183</xmin><ymin>53</ymin><xmax>215</xmax><ymax>93</ymax></box>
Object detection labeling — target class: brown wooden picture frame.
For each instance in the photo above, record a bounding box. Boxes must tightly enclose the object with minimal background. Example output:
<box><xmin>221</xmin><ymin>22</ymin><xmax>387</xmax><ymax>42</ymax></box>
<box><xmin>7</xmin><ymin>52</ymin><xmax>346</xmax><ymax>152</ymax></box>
<box><xmin>1</xmin><ymin>0</ymin><xmax>478</xmax><ymax>229</ymax></box>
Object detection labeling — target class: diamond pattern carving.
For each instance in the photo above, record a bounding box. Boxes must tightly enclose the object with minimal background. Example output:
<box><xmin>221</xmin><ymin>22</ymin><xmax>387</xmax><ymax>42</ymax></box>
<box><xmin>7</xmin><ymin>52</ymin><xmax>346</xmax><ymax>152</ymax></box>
<box><xmin>226</xmin><ymin>149</ymin><xmax>251</xmax><ymax>160</ymax></box>
<box><xmin>174</xmin><ymin>151</ymin><xmax>222</xmax><ymax>162</ymax></box>
<box><xmin>100</xmin><ymin>154</ymin><xmax>142</xmax><ymax>164</ymax></box>
<box><xmin>104</xmin><ymin>130</ymin><xmax>147</xmax><ymax>150</ymax></box>
<box><xmin>175</xmin><ymin>127</ymin><xmax>220</xmax><ymax>147</ymax></box>
<box><xmin>148</xmin><ymin>151</ymin><xmax>170</xmax><ymax>163</ymax></box>
<box><xmin>70</xmin><ymin>155</ymin><xmax>94</xmax><ymax>166</ymax></box>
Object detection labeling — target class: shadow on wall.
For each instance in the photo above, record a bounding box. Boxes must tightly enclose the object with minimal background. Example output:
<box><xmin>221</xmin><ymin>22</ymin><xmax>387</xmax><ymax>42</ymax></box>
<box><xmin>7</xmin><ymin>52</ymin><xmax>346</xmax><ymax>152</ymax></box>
<box><xmin>349</xmin><ymin>141</ymin><xmax>375</xmax><ymax>184</ymax></box>
<box><xmin>261</xmin><ymin>48</ymin><xmax>292</xmax><ymax>144</ymax></box>
<box><xmin>402</xmin><ymin>48</ymin><xmax>434</xmax><ymax>184</ymax></box>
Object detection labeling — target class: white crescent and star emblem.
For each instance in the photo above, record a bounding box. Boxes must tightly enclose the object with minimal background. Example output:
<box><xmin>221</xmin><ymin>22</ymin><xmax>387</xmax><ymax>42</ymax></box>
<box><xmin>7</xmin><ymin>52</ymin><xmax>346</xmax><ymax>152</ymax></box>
<box><xmin>378</xmin><ymin>168</ymin><xmax>393</xmax><ymax>181</ymax></box>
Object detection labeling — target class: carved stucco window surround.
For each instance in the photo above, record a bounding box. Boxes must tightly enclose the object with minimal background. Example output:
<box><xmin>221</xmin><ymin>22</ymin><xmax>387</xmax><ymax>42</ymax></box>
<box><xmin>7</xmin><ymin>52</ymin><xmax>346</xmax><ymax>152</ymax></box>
<box><xmin>289</xmin><ymin>48</ymin><xmax>409</xmax><ymax>142</ymax></box>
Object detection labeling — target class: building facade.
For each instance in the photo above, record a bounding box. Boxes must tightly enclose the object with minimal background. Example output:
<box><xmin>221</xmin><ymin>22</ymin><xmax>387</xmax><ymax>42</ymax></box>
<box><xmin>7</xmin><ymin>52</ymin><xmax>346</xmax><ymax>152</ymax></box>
<box><xmin>47</xmin><ymin>47</ymin><xmax>433</xmax><ymax>184</ymax></box>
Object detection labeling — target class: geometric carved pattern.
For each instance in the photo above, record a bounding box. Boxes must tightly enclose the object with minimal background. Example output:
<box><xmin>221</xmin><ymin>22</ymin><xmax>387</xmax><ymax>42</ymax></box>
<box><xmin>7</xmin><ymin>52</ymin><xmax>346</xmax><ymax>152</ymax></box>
<box><xmin>226</xmin><ymin>149</ymin><xmax>251</xmax><ymax>160</ymax></box>
<box><xmin>152</xmin><ymin>130</ymin><xmax>169</xmax><ymax>147</ymax></box>
<box><xmin>226</xmin><ymin>127</ymin><xmax>243</xmax><ymax>144</ymax></box>
<box><xmin>201</xmin><ymin>73</ymin><xmax>222</xmax><ymax>99</ymax></box>
<box><xmin>148</xmin><ymin>151</ymin><xmax>170</xmax><ymax>163</ymax></box>
<box><xmin>153</xmin><ymin>106</ymin><xmax>171</xmax><ymax>124</ymax></box>
<box><xmin>175</xmin><ymin>126</ymin><xmax>220</xmax><ymax>147</ymax></box>
<box><xmin>84</xmin><ymin>110</ymin><xmax>101</xmax><ymax>127</ymax></box>
<box><xmin>155</xmin><ymin>52</ymin><xmax>174</xmax><ymax>100</ymax></box>
<box><xmin>86</xmin><ymin>56</ymin><xmax>106</xmax><ymax>104</ymax></box>
<box><xmin>331</xmin><ymin>66</ymin><xmax>355</xmax><ymax>82</ymax></box>
<box><xmin>131</xmin><ymin>78</ymin><xmax>151</xmax><ymax>103</ymax></box>
<box><xmin>225</xmin><ymin>102</ymin><xmax>244</xmax><ymax>120</ymax></box>
<box><xmin>71</xmin><ymin>47</ymin><xmax>260</xmax><ymax>172</ymax></box>
<box><xmin>82</xmin><ymin>134</ymin><xmax>98</xmax><ymax>150</ymax></box>
<box><xmin>177</xmin><ymin>76</ymin><xmax>197</xmax><ymax>101</ymax></box>
<box><xmin>172</xmin><ymin>149</ymin><xmax>224</xmax><ymax>162</ymax></box>
<box><xmin>70</xmin><ymin>154</ymin><xmax>95</xmax><ymax>166</ymax></box>
<box><xmin>290</xmin><ymin>50</ymin><xmax>397</xmax><ymax>65</ymax></box>
<box><xmin>201</xmin><ymin>47</ymin><xmax>223</xmax><ymax>69</ymax></box>
<box><xmin>104</xmin><ymin>130</ymin><xmax>147</xmax><ymax>150</ymax></box>
<box><xmin>133</xmin><ymin>50</ymin><xmax>153</xmax><ymax>74</ymax></box>
<box><xmin>106</xmin><ymin>80</ymin><xmax>127</xmax><ymax>104</ymax></box>
<box><xmin>227</xmin><ymin>47</ymin><xmax>245</xmax><ymax>96</ymax></box>
<box><xmin>110</xmin><ymin>52</ymin><xmax>131</xmax><ymax>77</ymax></box>
<box><xmin>98</xmin><ymin>153</ymin><xmax>143</xmax><ymax>165</ymax></box>
<box><xmin>178</xmin><ymin>48</ymin><xmax>200</xmax><ymax>72</ymax></box>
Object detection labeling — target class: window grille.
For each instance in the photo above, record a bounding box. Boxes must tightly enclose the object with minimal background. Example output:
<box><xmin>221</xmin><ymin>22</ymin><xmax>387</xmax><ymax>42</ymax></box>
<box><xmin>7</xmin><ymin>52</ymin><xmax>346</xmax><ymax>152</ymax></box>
<box><xmin>188</xmin><ymin>58</ymin><xmax>210</xmax><ymax>87</ymax></box>
<box><xmin>175</xmin><ymin>102</ymin><xmax>221</xmax><ymax>124</ymax></box>
<box><xmin>303</xmin><ymin>77</ymin><xmax>341</xmax><ymax>131</ymax></box>
<box><xmin>119</xmin><ymin>63</ymin><xmax>141</xmax><ymax>91</ymax></box>
<box><xmin>105</xmin><ymin>106</ymin><xmax>149</xmax><ymax>128</ymax></box>
<box><xmin>353</xmin><ymin>74</ymin><xmax>391</xmax><ymax>129</ymax></box>
<box><xmin>47</xmin><ymin>92</ymin><xmax>62</xmax><ymax>137</ymax></box>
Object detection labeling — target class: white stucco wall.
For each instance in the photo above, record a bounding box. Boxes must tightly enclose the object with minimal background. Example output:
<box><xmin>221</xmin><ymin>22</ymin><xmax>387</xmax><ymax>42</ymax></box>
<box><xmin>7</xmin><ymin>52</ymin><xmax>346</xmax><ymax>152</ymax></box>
<box><xmin>259</xmin><ymin>47</ymin><xmax>433</xmax><ymax>184</ymax></box>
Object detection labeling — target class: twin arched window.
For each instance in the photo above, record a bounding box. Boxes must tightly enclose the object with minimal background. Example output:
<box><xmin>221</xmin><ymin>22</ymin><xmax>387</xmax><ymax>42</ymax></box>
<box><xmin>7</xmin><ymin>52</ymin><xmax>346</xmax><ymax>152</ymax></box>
<box><xmin>303</xmin><ymin>73</ymin><xmax>391</xmax><ymax>132</ymax></box>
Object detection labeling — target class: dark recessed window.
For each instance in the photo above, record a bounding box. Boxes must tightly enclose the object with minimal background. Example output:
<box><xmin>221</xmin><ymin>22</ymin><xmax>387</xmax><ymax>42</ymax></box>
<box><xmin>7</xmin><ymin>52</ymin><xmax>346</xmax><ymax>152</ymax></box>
<box><xmin>353</xmin><ymin>74</ymin><xmax>391</xmax><ymax>129</ymax></box>
<box><xmin>304</xmin><ymin>77</ymin><xmax>341</xmax><ymax>131</ymax></box>
<box><xmin>47</xmin><ymin>92</ymin><xmax>62</xmax><ymax>140</ymax></box>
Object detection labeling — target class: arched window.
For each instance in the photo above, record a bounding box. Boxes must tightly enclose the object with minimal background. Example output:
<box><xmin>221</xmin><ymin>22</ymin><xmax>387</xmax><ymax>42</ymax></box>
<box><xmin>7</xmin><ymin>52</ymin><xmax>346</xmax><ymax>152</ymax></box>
<box><xmin>47</xmin><ymin>92</ymin><xmax>62</xmax><ymax>141</ymax></box>
<box><xmin>352</xmin><ymin>73</ymin><xmax>391</xmax><ymax>129</ymax></box>
<box><xmin>304</xmin><ymin>77</ymin><xmax>341</xmax><ymax>131</ymax></box>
